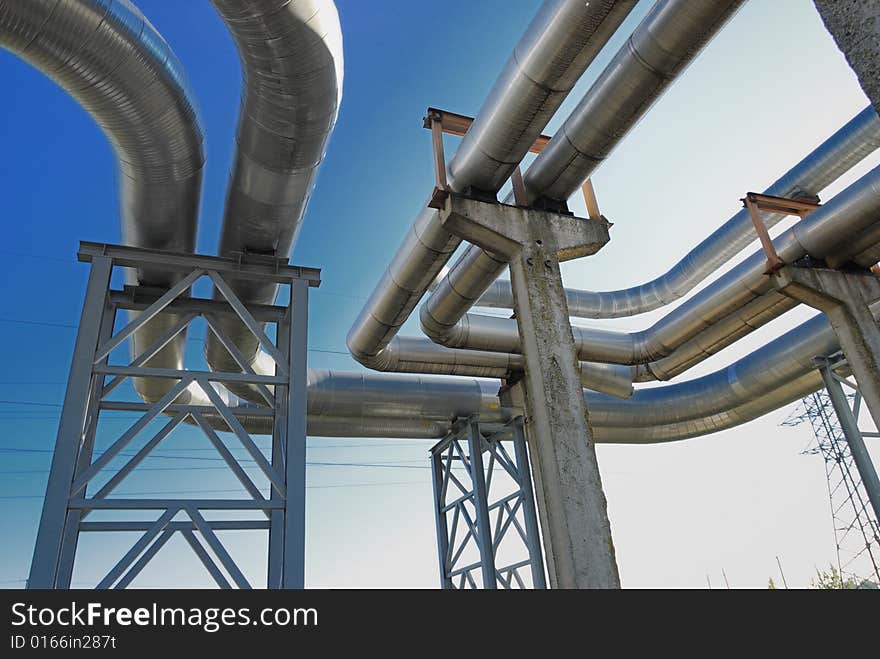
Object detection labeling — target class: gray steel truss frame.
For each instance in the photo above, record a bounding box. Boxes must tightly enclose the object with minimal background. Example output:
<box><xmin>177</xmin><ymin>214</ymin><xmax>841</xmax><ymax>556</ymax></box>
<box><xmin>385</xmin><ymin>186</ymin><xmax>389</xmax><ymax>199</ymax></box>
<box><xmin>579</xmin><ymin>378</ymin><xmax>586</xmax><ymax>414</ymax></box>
<box><xmin>430</xmin><ymin>416</ymin><xmax>546</xmax><ymax>589</ymax></box>
<box><xmin>27</xmin><ymin>242</ymin><xmax>318</xmax><ymax>589</ymax></box>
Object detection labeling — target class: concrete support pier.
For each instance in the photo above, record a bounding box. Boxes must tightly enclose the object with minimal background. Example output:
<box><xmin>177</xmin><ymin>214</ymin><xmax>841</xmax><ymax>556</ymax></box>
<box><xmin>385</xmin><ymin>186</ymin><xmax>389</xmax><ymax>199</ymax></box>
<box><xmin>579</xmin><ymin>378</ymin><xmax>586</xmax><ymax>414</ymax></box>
<box><xmin>440</xmin><ymin>194</ymin><xmax>620</xmax><ymax>588</ymax></box>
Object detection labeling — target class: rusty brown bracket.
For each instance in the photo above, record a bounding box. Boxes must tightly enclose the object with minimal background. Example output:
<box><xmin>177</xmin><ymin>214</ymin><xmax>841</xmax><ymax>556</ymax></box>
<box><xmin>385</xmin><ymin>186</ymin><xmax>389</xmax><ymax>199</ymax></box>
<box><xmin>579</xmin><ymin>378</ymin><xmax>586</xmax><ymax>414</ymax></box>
<box><xmin>423</xmin><ymin>107</ymin><xmax>601</xmax><ymax>217</ymax></box>
<box><xmin>425</xmin><ymin>109</ymin><xmax>450</xmax><ymax>210</ymax></box>
<box><xmin>742</xmin><ymin>192</ymin><xmax>821</xmax><ymax>274</ymax></box>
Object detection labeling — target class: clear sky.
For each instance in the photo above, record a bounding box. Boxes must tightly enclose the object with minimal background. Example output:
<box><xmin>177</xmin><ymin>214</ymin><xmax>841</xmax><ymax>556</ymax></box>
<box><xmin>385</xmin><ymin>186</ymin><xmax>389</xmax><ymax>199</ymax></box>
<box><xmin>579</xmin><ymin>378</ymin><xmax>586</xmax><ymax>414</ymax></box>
<box><xmin>1</xmin><ymin>0</ymin><xmax>879</xmax><ymax>589</ymax></box>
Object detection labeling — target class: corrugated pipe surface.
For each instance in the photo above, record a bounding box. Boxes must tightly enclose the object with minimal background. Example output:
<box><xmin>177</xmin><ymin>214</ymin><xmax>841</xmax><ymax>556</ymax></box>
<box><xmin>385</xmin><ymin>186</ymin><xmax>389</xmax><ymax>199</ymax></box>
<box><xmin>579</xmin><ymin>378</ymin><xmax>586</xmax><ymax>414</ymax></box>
<box><xmin>354</xmin><ymin>335</ymin><xmax>633</xmax><ymax>398</ymax></box>
<box><xmin>421</xmin><ymin>0</ymin><xmax>745</xmax><ymax>344</ymax></box>
<box><xmin>205</xmin><ymin>0</ymin><xmax>343</xmax><ymax>398</ymax></box>
<box><xmin>432</xmin><ymin>164</ymin><xmax>880</xmax><ymax>376</ymax></box>
<box><xmin>225</xmin><ymin>306</ymin><xmax>858</xmax><ymax>440</ymax></box>
<box><xmin>347</xmin><ymin>0</ymin><xmax>637</xmax><ymax>368</ymax></box>
<box><xmin>0</xmin><ymin>0</ymin><xmax>206</xmax><ymax>404</ymax></box>
<box><xmin>584</xmin><ymin>311</ymin><xmax>855</xmax><ymax>443</ymax></box>
<box><xmin>473</xmin><ymin>106</ymin><xmax>880</xmax><ymax>318</ymax></box>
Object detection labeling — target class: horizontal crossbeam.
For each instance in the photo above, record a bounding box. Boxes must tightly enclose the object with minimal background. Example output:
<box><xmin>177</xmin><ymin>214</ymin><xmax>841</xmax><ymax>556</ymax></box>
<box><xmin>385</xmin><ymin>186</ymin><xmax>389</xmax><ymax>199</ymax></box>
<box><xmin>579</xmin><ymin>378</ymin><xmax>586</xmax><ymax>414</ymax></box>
<box><xmin>99</xmin><ymin>401</ymin><xmax>275</xmax><ymax>417</ymax></box>
<box><xmin>96</xmin><ymin>365</ymin><xmax>286</xmax><ymax>385</ymax></box>
<box><xmin>80</xmin><ymin>521</ymin><xmax>270</xmax><ymax>532</ymax></box>
<box><xmin>69</xmin><ymin>499</ymin><xmax>283</xmax><ymax>510</ymax></box>
<box><xmin>79</xmin><ymin>242</ymin><xmax>321</xmax><ymax>286</ymax></box>
<box><xmin>110</xmin><ymin>289</ymin><xmax>288</xmax><ymax>323</ymax></box>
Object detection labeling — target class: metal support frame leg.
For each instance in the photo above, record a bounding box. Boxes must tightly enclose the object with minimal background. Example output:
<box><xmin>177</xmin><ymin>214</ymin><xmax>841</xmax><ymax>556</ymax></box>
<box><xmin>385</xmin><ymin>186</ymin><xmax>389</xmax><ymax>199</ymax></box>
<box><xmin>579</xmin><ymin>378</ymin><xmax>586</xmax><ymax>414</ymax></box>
<box><xmin>28</xmin><ymin>243</ymin><xmax>319</xmax><ymax>589</ymax></box>
<box><xmin>28</xmin><ymin>256</ymin><xmax>113</xmax><ymax>588</ymax></box>
<box><xmin>464</xmin><ymin>418</ymin><xmax>496</xmax><ymax>588</ymax></box>
<box><xmin>55</xmin><ymin>298</ymin><xmax>118</xmax><ymax>587</ymax></box>
<box><xmin>773</xmin><ymin>264</ymin><xmax>880</xmax><ymax>525</ymax></box>
<box><xmin>430</xmin><ymin>416</ymin><xmax>546</xmax><ymax>589</ymax></box>
<box><xmin>439</xmin><ymin>194</ymin><xmax>619</xmax><ymax>589</ymax></box>
<box><xmin>282</xmin><ymin>279</ymin><xmax>309</xmax><ymax>589</ymax></box>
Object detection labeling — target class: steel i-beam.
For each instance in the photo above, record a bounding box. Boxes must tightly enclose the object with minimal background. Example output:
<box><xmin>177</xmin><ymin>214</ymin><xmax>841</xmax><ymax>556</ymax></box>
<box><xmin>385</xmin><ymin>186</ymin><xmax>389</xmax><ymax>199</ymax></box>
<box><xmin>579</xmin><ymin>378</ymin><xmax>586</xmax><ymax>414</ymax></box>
<box><xmin>439</xmin><ymin>194</ymin><xmax>619</xmax><ymax>588</ymax></box>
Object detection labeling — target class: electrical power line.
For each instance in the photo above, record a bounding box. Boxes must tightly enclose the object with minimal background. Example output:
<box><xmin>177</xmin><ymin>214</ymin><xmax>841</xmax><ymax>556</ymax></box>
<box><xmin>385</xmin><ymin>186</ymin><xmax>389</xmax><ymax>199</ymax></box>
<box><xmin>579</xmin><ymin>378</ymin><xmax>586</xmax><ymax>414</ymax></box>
<box><xmin>0</xmin><ymin>317</ymin><xmax>77</xmax><ymax>329</ymax></box>
<box><xmin>0</xmin><ymin>400</ymin><xmax>61</xmax><ymax>408</ymax></box>
<box><xmin>0</xmin><ymin>446</ymin><xmax>433</xmax><ymax>471</ymax></box>
<box><xmin>0</xmin><ymin>479</ymin><xmax>427</xmax><ymax>500</ymax></box>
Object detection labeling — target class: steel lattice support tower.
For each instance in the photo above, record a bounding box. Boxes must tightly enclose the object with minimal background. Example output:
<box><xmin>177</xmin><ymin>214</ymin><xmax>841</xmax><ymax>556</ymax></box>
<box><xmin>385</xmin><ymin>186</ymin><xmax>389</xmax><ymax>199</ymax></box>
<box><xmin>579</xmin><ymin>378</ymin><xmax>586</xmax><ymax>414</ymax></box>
<box><xmin>27</xmin><ymin>242</ymin><xmax>318</xmax><ymax>589</ymax></box>
<box><xmin>784</xmin><ymin>356</ymin><xmax>880</xmax><ymax>584</ymax></box>
<box><xmin>430</xmin><ymin>416</ymin><xmax>546</xmax><ymax>589</ymax></box>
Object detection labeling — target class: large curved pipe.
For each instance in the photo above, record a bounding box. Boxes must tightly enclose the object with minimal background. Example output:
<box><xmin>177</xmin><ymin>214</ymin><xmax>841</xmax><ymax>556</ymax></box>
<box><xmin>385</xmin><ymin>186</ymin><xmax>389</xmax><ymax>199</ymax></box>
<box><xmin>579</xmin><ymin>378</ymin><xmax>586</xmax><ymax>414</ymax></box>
<box><xmin>205</xmin><ymin>0</ymin><xmax>343</xmax><ymax>397</ymax></box>
<box><xmin>0</xmin><ymin>0</ymin><xmax>206</xmax><ymax>403</ymax></box>
<box><xmin>432</xmin><ymin>164</ymin><xmax>880</xmax><ymax>373</ymax></box>
<box><xmin>204</xmin><ymin>369</ymin><xmax>509</xmax><ymax>437</ymax></box>
<box><xmin>347</xmin><ymin>0</ymin><xmax>637</xmax><ymax>367</ymax></box>
<box><xmin>357</xmin><ymin>335</ymin><xmax>634</xmax><ymax>398</ymax></box>
<box><xmin>358</xmin><ymin>147</ymin><xmax>880</xmax><ymax>394</ymax></box>
<box><xmin>583</xmin><ymin>313</ymin><xmax>841</xmax><ymax>430</ymax></box>
<box><xmin>591</xmin><ymin>371</ymin><xmax>822</xmax><ymax>443</ymax></box>
<box><xmin>421</xmin><ymin>0</ymin><xmax>745</xmax><ymax>344</ymax></box>
<box><xmin>473</xmin><ymin>106</ymin><xmax>880</xmax><ymax>318</ymax></box>
<box><xmin>233</xmin><ymin>307</ymin><xmax>852</xmax><ymax>441</ymax></box>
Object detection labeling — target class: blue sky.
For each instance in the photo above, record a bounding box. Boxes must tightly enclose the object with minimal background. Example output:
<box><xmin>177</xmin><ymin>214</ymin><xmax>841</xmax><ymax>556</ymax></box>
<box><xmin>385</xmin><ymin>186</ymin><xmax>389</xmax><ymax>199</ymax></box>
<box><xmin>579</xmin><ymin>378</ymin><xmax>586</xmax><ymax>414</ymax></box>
<box><xmin>1</xmin><ymin>0</ymin><xmax>879</xmax><ymax>588</ymax></box>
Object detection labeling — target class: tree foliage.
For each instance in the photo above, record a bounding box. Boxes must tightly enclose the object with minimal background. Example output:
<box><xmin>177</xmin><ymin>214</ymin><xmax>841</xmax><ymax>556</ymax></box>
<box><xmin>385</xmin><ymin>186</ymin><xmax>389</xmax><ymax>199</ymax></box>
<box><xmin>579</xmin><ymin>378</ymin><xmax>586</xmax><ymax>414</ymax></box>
<box><xmin>810</xmin><ymin>565</ymin><xmax>859</xmax><ymax>589</ymax></box>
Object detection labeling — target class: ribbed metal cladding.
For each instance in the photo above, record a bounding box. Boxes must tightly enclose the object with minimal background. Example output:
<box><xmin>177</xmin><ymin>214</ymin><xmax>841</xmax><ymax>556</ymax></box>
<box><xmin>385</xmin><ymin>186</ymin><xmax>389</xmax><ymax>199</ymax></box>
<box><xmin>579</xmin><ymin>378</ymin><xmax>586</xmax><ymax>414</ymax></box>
<box><xmin>591</xmin><ymin>372</ymin><xmax>823</xmax><ymax>443</ymax></box>
<box><xmin>474</xmin><ymin>106</ymin><xmax>880</xmax><ymax>318</ymax></box>
<box><xmin>347</xmin><ymin>0</ymin><xmax>637</xmax><ymax>367</ymax></box>
<box><xmin>585</xmin><ymin>311</ymin><xmax>856</xmax><ymax>443</ymax></box>
<box><xmin>205</xmin><ymin>0</ymin><xmax>343</xmax><ymax>390</ymax></box>
<box><xmin>202</xmin><ymin>369</ymin><xmax>510</xmax><ymax>437</ymax></box>
<box><xmin>352</xmin><ymin>335</ymin><xmax>634</xmax><ymax>398</ymax></box>
<box><xmin>0</xmin><ymin>0</ymin><xmax>206</xmax><ymax>403</ymax></box>
<box><xmin>526</xmin><ymin>0</ymin><xmax>745</xmax><ymax>202</ymax></box>
<box><xmin>225</xmin><ymin>307</ymin><xmax>855</xmax><ymax>441</ymax></box>
<box><xmin>447</xmin><ymin>0</ymin><xmax>638</xmax><ymax>195</ymax></box>
<box><xmin>585</xmin><ymin>313</ymin><xmax>840</xmax><ymax>430</ymax></box>
<box><xmin>434</xmin><ymin>164</ymin><xmax>880</xmax><ymax>370</ymax></box>
<box><xmin>421</xmin><ymin>0</ymin><xmax>746</xmax><ymax>344</ymax></box>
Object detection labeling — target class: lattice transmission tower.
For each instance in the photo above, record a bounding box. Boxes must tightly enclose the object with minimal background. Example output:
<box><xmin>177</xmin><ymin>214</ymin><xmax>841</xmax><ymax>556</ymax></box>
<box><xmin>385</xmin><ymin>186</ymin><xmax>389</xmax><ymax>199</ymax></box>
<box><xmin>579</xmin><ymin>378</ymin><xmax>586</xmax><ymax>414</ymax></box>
<box><xmin>783</xmin><ymin>382</ymin><xmax>880</xmax><ymax>584</ymax></box>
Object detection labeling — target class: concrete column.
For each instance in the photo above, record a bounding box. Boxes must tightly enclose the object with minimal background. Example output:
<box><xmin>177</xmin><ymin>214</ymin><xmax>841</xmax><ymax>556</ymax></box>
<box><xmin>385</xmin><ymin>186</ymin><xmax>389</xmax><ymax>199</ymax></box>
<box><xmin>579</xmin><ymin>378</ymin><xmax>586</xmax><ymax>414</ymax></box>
<box><xmin>814</xmin><ymin>1</ymin><xmax>880</xmax><ymax>115</ymax></box>
<box><xmin>440</xmin><ymin>194</ymin><xmax>620</xmax><ymax>588</ymax></box>
<box><xmin>773</xmin><ymin>264</ymin><xmax>880</xmax><ymax>429</ymax></box>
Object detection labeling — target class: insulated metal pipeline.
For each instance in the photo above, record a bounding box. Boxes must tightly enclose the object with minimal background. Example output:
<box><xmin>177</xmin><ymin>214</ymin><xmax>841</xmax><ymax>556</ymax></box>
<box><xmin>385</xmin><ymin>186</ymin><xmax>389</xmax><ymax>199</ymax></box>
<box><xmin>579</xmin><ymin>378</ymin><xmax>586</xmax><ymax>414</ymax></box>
<box><xmin>586</xmin><ymin>315</ymin><xmax>855</xmax><ymax>443</ymax></box>
<box><xmin>434</xmin><ymin>163</ymin><xmax>880</xmax><ymax>372</ymax></box>
<box><xmin>474</xmin><ymin>106</ymin><xmax>880</xmax><ymax>318</ymax></box>
<box><xmin>205</xmin><ymin>0</ymin><xmax>343</xmax><ymax>396</ymax></box>
<box><xmin>591</xmin><ymin>371</ymin><xmax>823</xmax><ymax>443</ymax></box>
<box><xmin>584</xmin><ymin>312</ymin><xmax>842</xmax><ymax>430</ymax></box>
<box><xmin>359</xmin><ymin>335</ymin><xmax>633</xmax><ymax>398</ymax></box>
<box><xmin>227</xmin><ymin>306</ymin><xmax>854</xmax><ymax>441</ymax></box>
<box><xmin>347</xmin><ymin>0</ymin><xmax>637</xmax><ymax>367</ymax></box>
<box><xmin>421</xmin><ymin>0</ymin><xmax>745</xmax><ymax>343</ymax></box>
<box><xmin>0</xmin><ymin>0</ymin><xmax>206</xmax><ymax>403</ymax></box>
<box><xmin>204</xmin><ymin>369</ymin><xmax>509</xmax><ymax>437</ymax></box>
